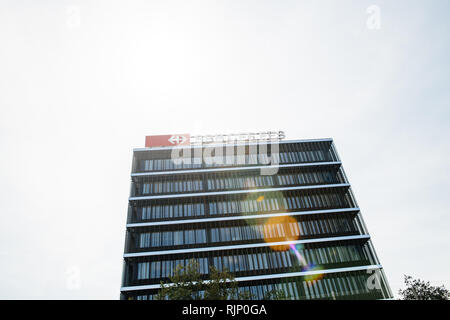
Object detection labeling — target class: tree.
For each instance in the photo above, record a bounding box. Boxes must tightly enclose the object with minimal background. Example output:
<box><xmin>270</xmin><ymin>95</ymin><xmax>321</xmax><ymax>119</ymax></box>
<box><xmin>263</xmin><ymin>288</ymin><xmax>291</xmax><ymax>300</ymax></box>
<box><xmin>156</xmin><ymin>259</ymin><xmax>288</xmax><ymax>300</ymax></box>
<box><xmin>399</xmin><ymin>275</ymin><xmax>450</xmax><ymax>300</ymax></box>
<box><xmin>203</xmin><ymin>265</ymin><xmax>240</xmax><ymax>300</ymax></box>
<box><xmin>156</xmin><ymin>260</ymin><xmax>204</xmax><ymax>300</ymax></box>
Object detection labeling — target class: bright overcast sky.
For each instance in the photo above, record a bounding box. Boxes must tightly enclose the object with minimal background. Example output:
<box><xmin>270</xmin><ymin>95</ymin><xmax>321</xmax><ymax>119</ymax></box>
<box><xmin>0</xmin><ymin>0</ymin><xmax>449</xmax><ymax>299</ymax></box>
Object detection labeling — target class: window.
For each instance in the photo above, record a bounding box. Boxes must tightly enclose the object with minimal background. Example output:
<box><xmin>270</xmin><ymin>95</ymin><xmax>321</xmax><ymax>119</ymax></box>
<box><xmin>137</xmin><ymin>262</ymin><xmax>150</xmax><ymax>280</ymax></box>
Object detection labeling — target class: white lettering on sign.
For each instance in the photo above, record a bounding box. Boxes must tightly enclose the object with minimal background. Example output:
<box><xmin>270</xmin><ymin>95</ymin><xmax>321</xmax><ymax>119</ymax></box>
<box><xmin>190</xmin><ymin>131</ymin><xmax>285</xmax><ymax>145</ymax></box>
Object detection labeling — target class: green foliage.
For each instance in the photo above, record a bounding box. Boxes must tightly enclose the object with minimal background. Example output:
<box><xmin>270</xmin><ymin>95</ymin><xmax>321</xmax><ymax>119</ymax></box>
<box><xmin>203</xmin><ymin>265</ymin><xmax>238</xmax><ymax>300</ymax></box>
<box><xmin>156</xmin><ymin>259</ymin><xmax>289</xmax><ymax>300</ymax></box>
<box><xmin>399</xmin><ymin>275</ymin><xmax>449</xmax><ymax>300</ymax></box>
<box><xmin>263</xmin><ymin>288</ymin><xmax>291</xmax><ymax>300</ymax></box>
<box><xmin>155</xmin><ymin>260</ymin><xmax>204</xmax><ymax>300</ymax></box>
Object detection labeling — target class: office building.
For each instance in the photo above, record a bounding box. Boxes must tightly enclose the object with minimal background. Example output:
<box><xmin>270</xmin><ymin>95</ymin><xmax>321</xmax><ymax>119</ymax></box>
<box><xmin>120</xmin><ymin>133</ymin><xmax>392</xmax><ymax>300</ymax></box>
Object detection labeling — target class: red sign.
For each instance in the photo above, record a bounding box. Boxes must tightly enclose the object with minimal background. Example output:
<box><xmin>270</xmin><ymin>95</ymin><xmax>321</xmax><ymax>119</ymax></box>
<box><xmin>145</xmin><ymin>134</ymin><xmax>190</xmax><ymax>147</ymax></box>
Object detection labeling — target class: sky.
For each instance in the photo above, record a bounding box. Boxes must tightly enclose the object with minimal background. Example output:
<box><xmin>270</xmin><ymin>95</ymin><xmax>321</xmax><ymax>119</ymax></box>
<box><xmin>0</xmin><ymin>0</ymin><xmax>449</xmax><ymax>299</ymax></box>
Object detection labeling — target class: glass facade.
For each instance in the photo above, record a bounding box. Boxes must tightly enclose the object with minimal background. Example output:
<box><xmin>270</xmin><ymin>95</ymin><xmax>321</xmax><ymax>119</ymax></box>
<box><xmin>121</xmin><ymin>138</ymin><xmax>392</xmax><ymax>300</ymax></box>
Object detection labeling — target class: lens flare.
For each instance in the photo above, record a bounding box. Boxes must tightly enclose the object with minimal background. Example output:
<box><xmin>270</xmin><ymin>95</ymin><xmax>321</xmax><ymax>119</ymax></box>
<box><xmin>263</xmin><ymin>215</ymin><xmax>300</xmax><ymax>251</ymax></box>
<box><xmin>289</xmin><ymin>243</ymin><xmax>324</xmax><ymax>282</ymax></box>
<box><xmin>241</xmin><ymin>188</ymin><xmax>286</xmax><ymax>215</ymax></box>
<box><xmin>303</xmin><ymin>265</ymin><xmax>325</xmax><ymax>282</ymax></box>
<box><xmin>289</xmin><ymin>243</ymin><xmax>307</xmax><ymax>266</ymax></box>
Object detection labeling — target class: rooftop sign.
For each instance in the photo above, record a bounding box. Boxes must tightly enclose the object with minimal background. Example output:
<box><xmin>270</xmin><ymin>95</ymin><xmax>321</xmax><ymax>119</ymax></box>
<box><xmin>144</xmin><ymin>131</ymin><xmax>285</xmax><ymax>147</ymax></box>
<box><xmin>190</xmin><ymin>131</ymin><xmax>285</xmax><ymax>144</ymax></box>
<box><xmin>145</xmin><ymin>134</ymin><xmax>190</xmax><ymax>147</ymax></box>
